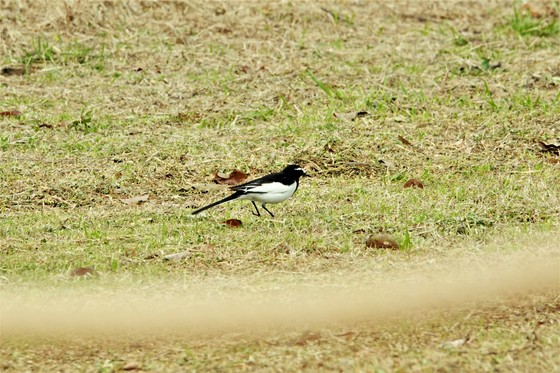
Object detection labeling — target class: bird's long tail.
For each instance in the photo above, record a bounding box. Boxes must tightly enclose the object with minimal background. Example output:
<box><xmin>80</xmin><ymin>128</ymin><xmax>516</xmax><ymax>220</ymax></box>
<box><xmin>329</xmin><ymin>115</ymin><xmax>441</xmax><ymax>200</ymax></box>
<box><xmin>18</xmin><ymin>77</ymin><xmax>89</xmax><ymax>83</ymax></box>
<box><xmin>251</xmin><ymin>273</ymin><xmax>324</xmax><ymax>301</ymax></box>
<box><xmin>191</xmin><ymin>192</ymin><xmax>241</xmax><ymax>215</ymax></box>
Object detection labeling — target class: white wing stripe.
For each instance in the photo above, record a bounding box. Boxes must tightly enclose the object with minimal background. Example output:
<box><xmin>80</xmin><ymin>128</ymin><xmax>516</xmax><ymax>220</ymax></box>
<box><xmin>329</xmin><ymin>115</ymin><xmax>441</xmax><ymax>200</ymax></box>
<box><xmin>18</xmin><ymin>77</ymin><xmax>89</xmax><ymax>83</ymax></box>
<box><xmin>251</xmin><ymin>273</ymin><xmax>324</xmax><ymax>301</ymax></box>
<box><xmin>241</xmin><ymin>182</ymin><xmax>294</xmax><ymax>194</ymax></box>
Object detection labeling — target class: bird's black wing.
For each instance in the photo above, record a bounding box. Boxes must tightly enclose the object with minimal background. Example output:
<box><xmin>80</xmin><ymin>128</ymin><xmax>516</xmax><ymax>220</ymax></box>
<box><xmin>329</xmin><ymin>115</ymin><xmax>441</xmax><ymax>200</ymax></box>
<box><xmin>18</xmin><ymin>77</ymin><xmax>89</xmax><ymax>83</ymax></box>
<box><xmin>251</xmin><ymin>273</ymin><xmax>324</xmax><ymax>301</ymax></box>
<box><xmin>229</xmin><ymin>171</ymin><xmax>284</xmax><ymax>193</ymax></box>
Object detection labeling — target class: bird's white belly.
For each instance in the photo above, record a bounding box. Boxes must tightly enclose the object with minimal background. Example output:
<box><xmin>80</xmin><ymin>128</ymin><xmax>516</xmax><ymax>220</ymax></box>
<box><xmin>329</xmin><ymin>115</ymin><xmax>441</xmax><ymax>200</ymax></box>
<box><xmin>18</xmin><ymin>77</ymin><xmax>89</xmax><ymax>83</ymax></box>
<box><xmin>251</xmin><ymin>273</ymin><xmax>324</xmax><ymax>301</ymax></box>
<box><xmin>238</xmin><ymin>182</ymin><xmax>297</xmax><ymax>204</ymax></box>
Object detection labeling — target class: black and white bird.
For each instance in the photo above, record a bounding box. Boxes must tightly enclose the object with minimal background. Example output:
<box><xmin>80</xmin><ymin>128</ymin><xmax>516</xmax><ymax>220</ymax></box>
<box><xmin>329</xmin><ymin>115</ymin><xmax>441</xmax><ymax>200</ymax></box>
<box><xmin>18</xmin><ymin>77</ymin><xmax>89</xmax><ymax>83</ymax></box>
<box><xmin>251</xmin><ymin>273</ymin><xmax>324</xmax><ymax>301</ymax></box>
<box><xmin>191</xmin><ymin>164</ymin><xmax>307</xmax><ymax>217</ymax></box>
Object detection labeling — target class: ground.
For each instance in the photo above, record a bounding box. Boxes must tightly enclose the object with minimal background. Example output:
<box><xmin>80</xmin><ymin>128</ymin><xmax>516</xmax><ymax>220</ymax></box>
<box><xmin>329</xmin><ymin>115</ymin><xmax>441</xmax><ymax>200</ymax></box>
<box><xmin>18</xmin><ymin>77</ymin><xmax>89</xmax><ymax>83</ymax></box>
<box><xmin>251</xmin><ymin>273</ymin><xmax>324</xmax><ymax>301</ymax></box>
<box><xmin>1</xmin><ymin>0</ymin><xmax>559</xmax><ymax>372</ymax></box>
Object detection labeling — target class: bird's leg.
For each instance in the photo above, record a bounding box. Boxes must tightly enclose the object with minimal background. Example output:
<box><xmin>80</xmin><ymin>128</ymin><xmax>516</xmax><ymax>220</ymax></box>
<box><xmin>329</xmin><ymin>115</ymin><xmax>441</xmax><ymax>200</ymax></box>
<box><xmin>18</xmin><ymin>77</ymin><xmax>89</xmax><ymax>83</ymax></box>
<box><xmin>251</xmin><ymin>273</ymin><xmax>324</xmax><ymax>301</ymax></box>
<box><xmin>261</xmin><ymin>203</ymin><xmax>275</xmax><ymax>217</ymax></box>
<box><xmin>251</xmin><ymin>201</ymin><xmax>261</xmax><ymax>217</ymax></box>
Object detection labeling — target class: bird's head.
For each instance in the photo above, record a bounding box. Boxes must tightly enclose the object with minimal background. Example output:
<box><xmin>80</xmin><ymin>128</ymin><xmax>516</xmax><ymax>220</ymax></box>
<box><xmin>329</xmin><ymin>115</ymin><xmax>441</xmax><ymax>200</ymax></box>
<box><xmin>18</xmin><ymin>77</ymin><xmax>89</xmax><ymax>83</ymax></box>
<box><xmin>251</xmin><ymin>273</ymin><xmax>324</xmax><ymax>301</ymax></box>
<box><xmin>284</xmin><ymin>164</ymin><xmax>308</xmax><ymax>178</ymax></box>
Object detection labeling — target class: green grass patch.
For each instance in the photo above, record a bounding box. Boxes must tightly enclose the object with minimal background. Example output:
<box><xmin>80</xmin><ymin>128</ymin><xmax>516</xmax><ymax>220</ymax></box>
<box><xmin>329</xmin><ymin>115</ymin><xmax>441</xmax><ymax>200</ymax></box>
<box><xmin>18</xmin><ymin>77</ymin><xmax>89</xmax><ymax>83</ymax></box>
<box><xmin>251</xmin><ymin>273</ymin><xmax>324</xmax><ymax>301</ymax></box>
<box><xmin>508</xmin><ymin>9</ymin><xmax>559</xmax><ymax>37</ymax></box>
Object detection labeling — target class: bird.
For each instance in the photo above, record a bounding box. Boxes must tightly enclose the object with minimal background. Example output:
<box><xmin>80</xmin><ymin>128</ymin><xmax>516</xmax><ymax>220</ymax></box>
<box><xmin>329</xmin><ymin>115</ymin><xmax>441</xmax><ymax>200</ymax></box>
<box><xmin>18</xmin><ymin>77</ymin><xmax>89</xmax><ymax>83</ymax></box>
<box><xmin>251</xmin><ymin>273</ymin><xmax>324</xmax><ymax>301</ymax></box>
<box><xmin>191</xmin><ymin>164</ymin><xmax>308</xmax><ymax>217</ymax></box>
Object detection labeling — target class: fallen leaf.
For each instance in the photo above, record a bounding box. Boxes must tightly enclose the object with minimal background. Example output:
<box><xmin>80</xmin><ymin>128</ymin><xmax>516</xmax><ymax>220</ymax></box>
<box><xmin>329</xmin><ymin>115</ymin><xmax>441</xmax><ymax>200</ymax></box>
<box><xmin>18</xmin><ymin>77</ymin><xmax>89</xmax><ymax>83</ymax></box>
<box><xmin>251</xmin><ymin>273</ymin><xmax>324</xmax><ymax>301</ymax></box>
<box><xmin>212</xmin><ymin>170</ymin><xmax>248</xmax><ymax>185</ymax></box>
<box><xmin>397</xmin><ymin>135</ymin><xmax>413</xmax><ymax>147</ymax></box>
<box><xmin>538</xmin><ymin>139</ymin><xmax>560</xmax><ymax>154</ymax></box>
<box><xmin>521</xmin><ymin>1</ymin><xmax>557</xmax><ymax>18</ymax></box>
<box><xmin>120</xmin><ymin>194</ymin><xmax>149</xmax><ymax>205</ymax></box>
<box><xmin>0</xmin><ymin>110</ymin><xmax>22</xmax><ymax>117</ymax></box>
<box><xmin>404</xmin><ymin>178</ymin><xmax>424</xmax><ymax>189</ymax></box>
<box><xmin>294</xmin><ymin>331</ymin><xmax>321</xmax><ymax>346</ymax></box>
<box><xmin>70</xmin><ymin>267</ymin><xmax>97</xmax><ymax>277</ymax></box>
<box><xmin>521</xmin><ymin>2</ymin><xmax>545</xmax><ymax>18</ymax></box>
<box><xmin>223</xmin><ymin>219</ymin><xmax>242</xmax><ymax>228</ymax></box>
<box><xmin>122</xmin><ymin>362</ymin><xmax>142</xmax><ymax>371</ymax></box>
<box><xmin>164</xmin><ymin>251</ymin><xmax>192</xmax><ymax>261</ymax></box>
<box><xmin>366</xmin><ymin>234</ymin><xmax>400</xmax><ymax>249</ymax></box>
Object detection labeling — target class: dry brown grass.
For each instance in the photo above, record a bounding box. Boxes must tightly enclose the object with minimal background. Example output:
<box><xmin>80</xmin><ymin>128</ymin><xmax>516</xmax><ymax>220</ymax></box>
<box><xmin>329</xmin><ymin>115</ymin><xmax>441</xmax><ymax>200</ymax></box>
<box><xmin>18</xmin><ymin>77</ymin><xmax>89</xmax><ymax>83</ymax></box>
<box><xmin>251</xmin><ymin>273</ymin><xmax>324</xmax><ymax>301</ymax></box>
<box><xmin>2</xmin><ymin>240</ymin><xmax>559</xmax><ymax>372</ymax></box>
<box><xmin>1</xmin><ymin>0</ymin><xmax>560</xmax><ymax>371</ymax></box>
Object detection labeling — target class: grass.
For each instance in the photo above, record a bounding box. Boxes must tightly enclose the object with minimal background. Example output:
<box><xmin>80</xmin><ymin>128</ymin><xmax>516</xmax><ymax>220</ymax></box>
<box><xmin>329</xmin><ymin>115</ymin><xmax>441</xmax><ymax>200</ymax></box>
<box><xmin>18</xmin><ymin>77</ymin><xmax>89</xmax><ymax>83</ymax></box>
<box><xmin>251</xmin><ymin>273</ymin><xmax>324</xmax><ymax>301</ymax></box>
<box><xmin>1</xmin><ymin>1</ymin><xmax>560</xmax><ymax>371</ymax></box>
<box><xmin>509</xmin><ymin>9</ymin><xmax>559</xmax><ymax>37</ymax></box>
